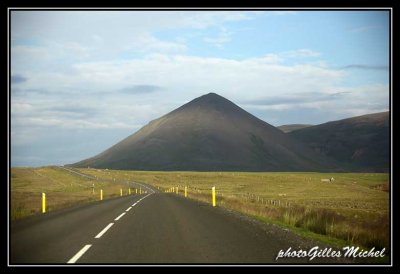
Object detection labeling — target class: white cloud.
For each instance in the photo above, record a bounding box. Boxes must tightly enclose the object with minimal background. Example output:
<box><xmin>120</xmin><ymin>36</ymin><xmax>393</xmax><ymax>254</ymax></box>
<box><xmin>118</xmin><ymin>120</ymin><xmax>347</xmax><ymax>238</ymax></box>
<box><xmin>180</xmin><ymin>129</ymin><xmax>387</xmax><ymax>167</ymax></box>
<box><xmin>63</xmin><ymin>42</ymin><xmax>91</xmax><ymax>58</ymax></box>
<box><xmin>11</xmin><ymin>53</ymin><xmax>351</xmax><ymax>152</ymax></box>
<box><xmin>204</xmin><ymin>27</ymin><xmax>232</xmax><ymax>48</ymax></box>
<box><xmin>247</xmin><ymin>104</ymin><xmax>293</xmax><ymax>111</ymax></box>
<box><xmin>241</xmin><ymin>84</ymin><xmax>389</xmax><ymax>119</ymax></box>
<box><xmin>11</xmin><ymin>45</ymin><xmax>50</xmax><ymax>68</ymax></box>
<box><xmin>182</xmin><ymin>11</ymin><xmax>254</xmax><ymax>29</ymax></box>
<box><xmin>281</xmin><ymin>49</ymin><xmax>321</xmax><ymax>58</ymax></box>
<box><xmin>243</xmin><ymin>54</ymin><xmax>284</xmax><ymax>64</ymax></box>
<box><xmin>13</xmin><ymin>51</ymin><xmax>385</xmax><ymax>146</ymax></box>
<box><xmin>10</xmin><ymin>10</ymin><xmax>389</xmax><ymax>167</ymax></box>
<box><xmin>129</xmin><ymin>33</ymin><xmax>187</xmax><ymax>53</ymax></box>
<box><xmin>69</xmin><ymin>54</ymin><xmax>344</xmax><ymax>100</ymax></box>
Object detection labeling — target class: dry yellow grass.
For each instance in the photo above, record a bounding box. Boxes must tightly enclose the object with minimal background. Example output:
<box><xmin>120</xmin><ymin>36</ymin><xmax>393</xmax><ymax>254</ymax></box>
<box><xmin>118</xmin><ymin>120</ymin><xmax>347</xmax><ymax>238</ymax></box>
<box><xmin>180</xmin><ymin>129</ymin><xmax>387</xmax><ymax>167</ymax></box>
<box><xmin>10</xmin><ymin>166</ymin><xmax>137</xmax><ymax>219</ymax></box>
<box><xmin>11</xmin><ymin>167</ymin><xmax>390</xmax><ymax>251</ymax></box>
<box><xmin>78</xmin><ymin>168</ymin><xmax>390</xmax><ymax>250</ymax></box>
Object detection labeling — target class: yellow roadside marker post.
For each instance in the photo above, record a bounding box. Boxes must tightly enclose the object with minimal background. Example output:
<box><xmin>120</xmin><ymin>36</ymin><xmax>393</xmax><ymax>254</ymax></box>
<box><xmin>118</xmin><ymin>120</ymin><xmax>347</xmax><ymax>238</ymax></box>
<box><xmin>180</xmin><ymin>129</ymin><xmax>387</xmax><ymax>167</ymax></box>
<box><xmin>212</xmin><ymin>186</ymin><xmax>216</xmax><ymax>207</ymax></box>
<box><xmin>100</xmin><ymin>189</ymin><xmax>103</xmax><ymax>201</ymax></box>
<box><xmin>139</xmin><ymin>187</ymin><xmax>142</xmax><ymax>194</ymax></box>
<box><xmin>135</xmin><ymin>188</ymin><xmax>138</xmax><ymax>194</ymax></box>
<box><xmin>120</xmin><ymin>189</ymin><xmax>123</xmax><ymax>196</ymax></box>
<box><xmin>42</xmin><ymin>193</ymin><xmax>46</xmax><ymax>213</ymax></box>
<box><xmin>176</xmin><ymin>187</ymin><xmax>179</xmax><ymax>194</ymax></box>
<box><xmin>184</xmin><ymin>186</ymin><xmax>187</xmax><ymax>197</ymax></box>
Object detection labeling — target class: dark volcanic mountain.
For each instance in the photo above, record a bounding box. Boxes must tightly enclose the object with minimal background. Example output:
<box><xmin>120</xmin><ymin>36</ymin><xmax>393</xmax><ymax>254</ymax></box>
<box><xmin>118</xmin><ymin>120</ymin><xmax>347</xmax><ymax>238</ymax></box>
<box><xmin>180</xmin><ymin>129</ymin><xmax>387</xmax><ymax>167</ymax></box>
<box><xmin>278</xmin><ymin>124</ymin><xmax>313</xmax><ymax>133</ymax></box>
<box><xmin>288</xmin><ymin>112</ymin><xmax>389</xmax><ymax>172</ymax></box>
<box><xmin>72</xmin><ymin>93</ymin><xmax>336</xmax><ymax>171</ymax></box>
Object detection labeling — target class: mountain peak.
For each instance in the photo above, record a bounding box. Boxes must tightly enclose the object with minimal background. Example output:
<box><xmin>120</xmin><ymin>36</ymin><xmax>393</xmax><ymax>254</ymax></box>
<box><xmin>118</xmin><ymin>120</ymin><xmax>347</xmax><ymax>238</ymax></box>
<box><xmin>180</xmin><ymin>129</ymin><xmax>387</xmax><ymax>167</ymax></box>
<box><xmin>196</xmin><ymin>92</ymin><xmax>228</xmax><ymax>103</ymax></box>
<box><xmin>203</xmin><ymin>92</ymin><xmax>223</xmax><ymax>98</ymax></box>
<box><xmin>178</xmin><ymin>92</ymin><xmax>238</xmax><ymax>114</ymax></box>
<box><xmin>73</xmin><ymin>92</ymin><xmax>335</xmax><ymax>171</ymax></box>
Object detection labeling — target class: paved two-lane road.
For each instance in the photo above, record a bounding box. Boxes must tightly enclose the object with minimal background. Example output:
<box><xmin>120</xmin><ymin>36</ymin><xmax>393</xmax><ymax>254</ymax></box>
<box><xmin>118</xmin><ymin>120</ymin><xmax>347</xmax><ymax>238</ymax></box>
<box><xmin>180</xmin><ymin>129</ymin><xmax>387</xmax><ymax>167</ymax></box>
<box><xmin>10</xmin><ymin>183</ymin><xmax>349</xmax><ymax>264</ymax></box>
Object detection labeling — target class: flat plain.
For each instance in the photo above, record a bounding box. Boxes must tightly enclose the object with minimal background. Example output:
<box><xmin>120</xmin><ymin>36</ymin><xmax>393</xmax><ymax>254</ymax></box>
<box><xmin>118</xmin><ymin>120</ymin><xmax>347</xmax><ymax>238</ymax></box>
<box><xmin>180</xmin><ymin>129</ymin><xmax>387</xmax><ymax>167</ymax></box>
<box><xmin>11</xmin><ymin>167</ymin><xmax>390</xmax><ymax>252</ymax></box>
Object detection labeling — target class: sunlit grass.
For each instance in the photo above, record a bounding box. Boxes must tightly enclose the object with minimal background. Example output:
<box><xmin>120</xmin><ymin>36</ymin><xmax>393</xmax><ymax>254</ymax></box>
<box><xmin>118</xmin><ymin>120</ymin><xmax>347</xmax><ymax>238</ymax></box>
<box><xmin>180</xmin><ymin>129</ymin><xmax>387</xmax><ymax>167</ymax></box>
<box><xmin>10</xmin><ymin>166</ymin><xmax>389</xmax><ymax>253</ymax></box>
<box><xmin>10</xmin><ymin>166</ymin><xmax>138</xmax><ymax>220</ymax></box>
<box><xmin>78</xmin><ymin>168</ymin><xmax>389</xmax><ymax>251</ymax></box>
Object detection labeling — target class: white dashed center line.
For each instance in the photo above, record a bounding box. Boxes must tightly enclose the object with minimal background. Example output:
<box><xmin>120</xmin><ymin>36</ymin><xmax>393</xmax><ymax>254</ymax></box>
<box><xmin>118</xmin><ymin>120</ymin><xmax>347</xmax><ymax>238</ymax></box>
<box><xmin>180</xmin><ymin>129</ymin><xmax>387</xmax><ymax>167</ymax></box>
<box><xmin>67</xmin><ymin>189</ymin><xmax>155</xmax><ymax>263</ymax></box>
<box><xmin>114</xmin><ymin>212</ymin><xmax>126</xmax><ymax>221</ymax></box>
<box><xmin>67</xmin><ymin>244</ymin><xmax>92</xmax><ymax>264</ymax></box>
<box><xmin>95</xmin><ymin>223</ymin><xmax>114</xmax><ymax>239</ymax></box>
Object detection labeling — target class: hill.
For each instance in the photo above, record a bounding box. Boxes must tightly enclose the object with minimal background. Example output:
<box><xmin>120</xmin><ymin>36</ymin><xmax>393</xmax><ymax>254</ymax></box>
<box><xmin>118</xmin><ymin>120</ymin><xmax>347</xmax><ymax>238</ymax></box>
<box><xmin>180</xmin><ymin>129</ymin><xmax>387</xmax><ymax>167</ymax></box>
<box><xmin>278</xmin><ymin>124</ymin><xmax>313</xmax><ymax>133</ymax></box>
<box><xmin>72</xmin><ymin>93</ymin><xmax>336</xmax><ymax>171</ymax></box>
<box><xmin>288</xmin><ymin>112</ymin><xmax>389</xmax><ymax>172</ymax></box>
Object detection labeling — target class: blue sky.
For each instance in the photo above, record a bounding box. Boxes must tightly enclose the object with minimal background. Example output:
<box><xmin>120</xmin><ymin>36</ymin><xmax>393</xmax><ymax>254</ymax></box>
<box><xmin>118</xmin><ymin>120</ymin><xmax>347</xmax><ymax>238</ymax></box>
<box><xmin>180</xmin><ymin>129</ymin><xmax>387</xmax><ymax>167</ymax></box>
<box><xmin>10</xmin><ymin>10</ymin><xmax>390</xmax><ymax>167</ymax></box>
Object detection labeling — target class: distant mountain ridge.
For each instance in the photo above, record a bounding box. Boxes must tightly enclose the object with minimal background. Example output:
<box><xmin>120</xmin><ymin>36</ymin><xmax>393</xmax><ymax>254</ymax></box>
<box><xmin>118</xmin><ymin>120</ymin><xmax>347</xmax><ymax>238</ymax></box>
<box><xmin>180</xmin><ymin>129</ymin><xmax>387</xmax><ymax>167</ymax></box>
<box><xmin>72</xmin><ymin>93</ymin><xmax>389</xmax><ymax>172</ymax></box>
<box><xmin>278</xmin><ymin>124</ymin><xmax>313</xmax><ymax>133</ymax></box>
<box><xmin>72</xmin><ymin>93</ymin><xmax>337</xmax><ymax>171</ymax></box>
<box><xmin>288</xmin><ymin>112</ymin><xmax>389</xmax><ymax>172</ymax></box>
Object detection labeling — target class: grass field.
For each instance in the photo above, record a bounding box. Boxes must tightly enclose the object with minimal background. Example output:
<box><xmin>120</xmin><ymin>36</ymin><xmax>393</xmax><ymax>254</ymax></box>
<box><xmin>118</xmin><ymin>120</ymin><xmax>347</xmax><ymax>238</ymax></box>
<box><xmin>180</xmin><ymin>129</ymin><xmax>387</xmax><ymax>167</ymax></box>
<box><xmin>78</xmin><ymin>168</ymin><xmax>390</xmax><ymax>251</ymax></box>
<box><xmin>10</xmin><ymin>166</ymin><xmax>141</xmax><ymax>220</ymax></box>
<box><xmin>10</xmin><ymin>167</ymin><xmax>390</xmax><ymax>252</ymax></box>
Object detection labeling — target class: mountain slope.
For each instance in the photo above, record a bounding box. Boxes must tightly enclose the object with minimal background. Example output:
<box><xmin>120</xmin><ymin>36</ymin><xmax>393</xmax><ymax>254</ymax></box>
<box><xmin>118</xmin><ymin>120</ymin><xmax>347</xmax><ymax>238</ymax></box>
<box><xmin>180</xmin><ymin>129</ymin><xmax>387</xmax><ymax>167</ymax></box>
<box><xmin>72</xmin><ymin>93</ymin><xmax>336</xmax><ymax>171</ymax></box>
<box><xmin>288</xmin><ymin>112</ymin><xmax>389</xmax><ymax>172</ymax></box>
<box><xmin>278</xmin><ymin>124</ymin><xmax>313</xmax><ymax>133</ymax></box>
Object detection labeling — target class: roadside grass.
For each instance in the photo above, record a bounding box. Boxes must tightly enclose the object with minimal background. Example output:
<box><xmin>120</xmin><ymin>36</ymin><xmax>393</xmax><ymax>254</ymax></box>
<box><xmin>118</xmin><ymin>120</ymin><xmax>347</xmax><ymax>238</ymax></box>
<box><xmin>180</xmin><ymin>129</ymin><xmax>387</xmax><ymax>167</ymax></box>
<box><xmin>77</xmin><ymin>169</ymin><xmax>389</xmax><ymax>252</ymax></box>
<box><xmin>10</xmin><ymin>166</ymin><xmax>139</xmax><ymax>220</ymax></box>
<box><xmin>11</xmin><ymin>167</ymin><xmax>389</xmax><ymax>256</ymax></box>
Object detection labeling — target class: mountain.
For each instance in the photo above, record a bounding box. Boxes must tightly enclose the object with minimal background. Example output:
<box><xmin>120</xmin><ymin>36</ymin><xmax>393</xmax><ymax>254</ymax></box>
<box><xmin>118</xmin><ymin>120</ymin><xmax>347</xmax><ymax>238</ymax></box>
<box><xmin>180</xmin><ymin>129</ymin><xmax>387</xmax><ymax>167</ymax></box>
<box><xmin>288</xmin><ymin>112</ymin><xmax>389</xmax><ymax>172</ymax></box>
<box><xmin>72</xmin><ymin>93</ymin><xmax>336</xmax><ymax>171</ymax></box>
<box><xmin>278</xmin><ymin>124</ymin><xmax>313</xmax><ymax>133</ymax></box>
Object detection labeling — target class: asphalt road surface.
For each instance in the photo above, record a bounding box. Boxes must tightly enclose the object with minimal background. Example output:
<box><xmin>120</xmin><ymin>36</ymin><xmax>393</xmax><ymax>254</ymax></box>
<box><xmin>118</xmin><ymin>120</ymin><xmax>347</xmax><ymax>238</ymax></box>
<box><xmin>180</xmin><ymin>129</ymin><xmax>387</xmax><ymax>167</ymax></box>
<box><xmin>10</xmin><ymin>183</ymin><xmax>351</xmax><ymax>264</ymax></box>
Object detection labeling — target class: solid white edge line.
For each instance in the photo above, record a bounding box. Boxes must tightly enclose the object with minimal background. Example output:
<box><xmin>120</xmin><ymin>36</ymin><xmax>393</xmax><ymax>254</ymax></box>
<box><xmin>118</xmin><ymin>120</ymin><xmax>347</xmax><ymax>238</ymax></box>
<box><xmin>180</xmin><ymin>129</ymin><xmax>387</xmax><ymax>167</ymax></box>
<box><xmin>114</xmin><ymin>212</ymin><xmax>126</xmax><ymax>221</ymax></box>
<box><xmin>67</xmin><ymin>244</ymin><xmax>92</xmax><ymax>264</ymax></box>
<box><xmin>126</xmin><ymin>207</ymin><xmax>132</xmax><ymax>212</ymax></box>
<box><xmin>95</xmin><ymin>223</ymin><xmax>114</xmax><ymax>238</ymax></box>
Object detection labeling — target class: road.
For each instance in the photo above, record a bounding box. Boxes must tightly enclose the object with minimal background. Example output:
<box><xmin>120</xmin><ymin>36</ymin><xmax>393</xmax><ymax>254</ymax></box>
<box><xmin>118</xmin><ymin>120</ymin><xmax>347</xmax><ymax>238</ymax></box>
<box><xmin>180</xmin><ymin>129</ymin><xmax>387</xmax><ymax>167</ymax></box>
<box><xmin>10</xmin><ymin>183</ymin><xmax>349</xmax><ymax>264</ymax></box>
<box><xmin>56</xmin><ymin>166</ymin><xmax>97</xmax><ymax>180</ymax></box>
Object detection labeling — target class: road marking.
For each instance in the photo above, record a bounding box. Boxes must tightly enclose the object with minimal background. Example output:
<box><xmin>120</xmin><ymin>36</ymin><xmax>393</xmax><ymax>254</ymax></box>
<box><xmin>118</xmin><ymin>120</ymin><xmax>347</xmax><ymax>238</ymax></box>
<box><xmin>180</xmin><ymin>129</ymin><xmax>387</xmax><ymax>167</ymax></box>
<box><xmin>129</xmin><ymin>182</ymin><xmax>156</xmax><ymax>196</ymax></box>
<box><xmin>114</xmin><ymin>212</ymin><xmax>126</xmax><ymax>221</ymax></box>
<box><xmin>130</xmin><ymin>192</ymin><xmax>153</xmax><ymax>207</ymax></box>
<box><xmin>67</xmin><ymin>244</ymin><xmax>92</xmax><ymax>264</ymax></box>
<box><xmin>140</xmin><ymin>193</ymin><xmax>151</xmax><ymax>201</ymax></box>
<box><xmin>95</xmin><ymin>223</ymin><xmax>114</xmax><ymax>238</ymax></box>
<box><xmin>67</xmin><ymin>191</ymin><xmax>152</xmax><ymax>263</ymax></box>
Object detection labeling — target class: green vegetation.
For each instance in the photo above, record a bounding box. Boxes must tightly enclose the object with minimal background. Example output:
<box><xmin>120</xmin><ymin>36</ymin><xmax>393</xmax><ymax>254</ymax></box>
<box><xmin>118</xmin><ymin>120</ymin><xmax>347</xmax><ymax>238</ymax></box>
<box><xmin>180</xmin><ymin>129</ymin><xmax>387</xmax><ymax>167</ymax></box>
<box><xmin>10</xmin><ymin>166</ymin><xmax>137</xmax><ymax>220</ymax></box>
<box><xmin>11</xmin><ymin>167</ymin><xmax>390</xmax><ymax>253</ymax></box>
<box><xmin>78</xmin><ymin>169</ymin><xmax>390</xmax><ymax>251</ymax></box>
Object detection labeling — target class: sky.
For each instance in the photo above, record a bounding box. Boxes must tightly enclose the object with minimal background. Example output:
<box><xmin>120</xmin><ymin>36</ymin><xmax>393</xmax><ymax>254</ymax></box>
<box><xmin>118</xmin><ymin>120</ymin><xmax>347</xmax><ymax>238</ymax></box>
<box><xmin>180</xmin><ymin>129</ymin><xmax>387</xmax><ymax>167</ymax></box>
<box><xmin>10</xmin><ymin>10</ymin><xmax>390</xmax><ymax>167</ymax></box>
